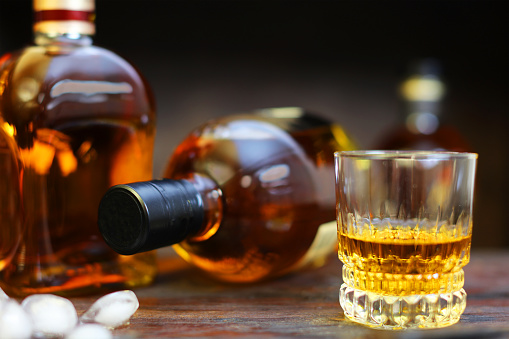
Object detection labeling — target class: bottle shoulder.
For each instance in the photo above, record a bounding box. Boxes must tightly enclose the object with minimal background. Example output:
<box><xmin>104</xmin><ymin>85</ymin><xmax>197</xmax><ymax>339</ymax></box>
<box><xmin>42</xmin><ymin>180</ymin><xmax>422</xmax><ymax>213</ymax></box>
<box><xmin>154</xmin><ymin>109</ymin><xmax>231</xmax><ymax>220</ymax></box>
<box><xmin>0</xmin><ymin>43</ymin><xmax>155</xmax><ymax>129</ymax></box>
<box><xmin>376</xmin><ymin>124</ymin><xmax>471</xmax><ymax>152</ymax></box>
<box><xmin>2</xmin><ymin>44</ymin><xmax>150</xmax><ymax>86</ymax></box>
<box><xmin>167</xmin><ymin>110</ymin><xmax>355</xmax><ymax>176</ymax></box>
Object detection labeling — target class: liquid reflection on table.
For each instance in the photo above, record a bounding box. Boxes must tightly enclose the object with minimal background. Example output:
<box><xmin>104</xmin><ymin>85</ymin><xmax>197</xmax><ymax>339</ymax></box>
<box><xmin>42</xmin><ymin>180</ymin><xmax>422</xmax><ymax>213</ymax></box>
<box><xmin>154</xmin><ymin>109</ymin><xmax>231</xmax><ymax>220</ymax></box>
<box><xmin>68</xmin><ymin>249</ymin><xmax>509</xmax><ymax>338</ymax></box>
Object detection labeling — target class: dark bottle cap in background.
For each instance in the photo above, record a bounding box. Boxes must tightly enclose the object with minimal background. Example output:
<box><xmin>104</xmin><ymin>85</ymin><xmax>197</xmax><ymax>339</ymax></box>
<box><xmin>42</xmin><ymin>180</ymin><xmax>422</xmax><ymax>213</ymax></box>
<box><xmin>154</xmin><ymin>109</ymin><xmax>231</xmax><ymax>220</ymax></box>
<box><xmin>98</xmin><ymin>179</ymin><xmax>204</xmax><ymax>255</ymax></box>
<box><xmin>409</xmin><ymin>58</ymin><xmax>442</xmax><ymax>77</ymax></box>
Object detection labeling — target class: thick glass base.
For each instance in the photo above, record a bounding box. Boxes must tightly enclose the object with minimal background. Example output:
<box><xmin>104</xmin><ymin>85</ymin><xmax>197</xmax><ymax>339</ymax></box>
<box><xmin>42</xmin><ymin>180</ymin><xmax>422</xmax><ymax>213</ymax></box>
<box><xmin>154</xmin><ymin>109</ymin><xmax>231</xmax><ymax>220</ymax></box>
<box><xmin>339</xmin><ymin>284</ymin><xmax>467</xmax><ymax>330</ymax></box>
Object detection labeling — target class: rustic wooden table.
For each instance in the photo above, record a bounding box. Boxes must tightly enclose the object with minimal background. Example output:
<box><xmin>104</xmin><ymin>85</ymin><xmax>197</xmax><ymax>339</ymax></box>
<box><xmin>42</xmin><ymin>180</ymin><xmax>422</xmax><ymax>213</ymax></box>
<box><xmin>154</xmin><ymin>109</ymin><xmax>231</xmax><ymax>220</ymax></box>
<box><xmin>71</xmin><ymin>250</ymin><xmax>509</xmax><ymax>338</ymax></box>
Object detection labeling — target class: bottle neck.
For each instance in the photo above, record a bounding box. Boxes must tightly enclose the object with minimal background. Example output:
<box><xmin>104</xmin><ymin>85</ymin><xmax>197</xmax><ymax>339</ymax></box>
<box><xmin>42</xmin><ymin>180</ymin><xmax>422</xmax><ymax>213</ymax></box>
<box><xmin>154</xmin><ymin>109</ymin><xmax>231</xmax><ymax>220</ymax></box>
<box><xmin>98</xmin><ymin>175</ymin><xmax>223</xmax><ymax>255</ymax></box>
<box><xmin>185</xmin><ymin>173</ymin><xmax>223</xmax><ymax>242</ymax></box>
<box><xmin>400</xmin><ymin>75</ymin><xmax>445</xmax><ymax>135</ymax></box>
<box><xmin>34</xmin><ymin>32</ymin><xmax>93</xmax><ymax>46</ymax></box>
<box><xmin>404</xmin><ymin>110</ymin><xmax>440</xmax><ymax>135</ymax></box>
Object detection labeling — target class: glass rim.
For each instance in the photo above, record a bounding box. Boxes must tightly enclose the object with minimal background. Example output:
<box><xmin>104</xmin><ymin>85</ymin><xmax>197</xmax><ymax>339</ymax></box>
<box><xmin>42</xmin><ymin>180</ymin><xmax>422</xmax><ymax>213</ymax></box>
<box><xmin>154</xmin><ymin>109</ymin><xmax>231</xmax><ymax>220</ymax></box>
<box><xmin>334</xmin><ymin>150</ymin><xmax>478</xmax><ymax>160</ymax></box>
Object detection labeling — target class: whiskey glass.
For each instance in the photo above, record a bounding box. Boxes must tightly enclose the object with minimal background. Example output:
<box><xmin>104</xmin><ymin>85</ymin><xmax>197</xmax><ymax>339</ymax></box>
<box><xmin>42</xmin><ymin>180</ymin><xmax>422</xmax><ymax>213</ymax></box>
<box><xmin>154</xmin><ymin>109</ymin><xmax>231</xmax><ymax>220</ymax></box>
<box><xmin>335</xmin><ymin>151</ymin><xmax>477</xmax><ymax>329</ymax></box>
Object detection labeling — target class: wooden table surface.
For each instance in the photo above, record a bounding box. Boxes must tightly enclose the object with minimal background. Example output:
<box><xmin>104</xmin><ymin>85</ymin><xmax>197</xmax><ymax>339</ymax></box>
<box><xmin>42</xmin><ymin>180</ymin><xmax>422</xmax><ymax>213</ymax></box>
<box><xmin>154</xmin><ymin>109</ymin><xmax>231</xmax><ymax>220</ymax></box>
<box><xmin>71</xmin><ymin>250</ymin><xmax>509</xmax><ymax>338</ymax></box>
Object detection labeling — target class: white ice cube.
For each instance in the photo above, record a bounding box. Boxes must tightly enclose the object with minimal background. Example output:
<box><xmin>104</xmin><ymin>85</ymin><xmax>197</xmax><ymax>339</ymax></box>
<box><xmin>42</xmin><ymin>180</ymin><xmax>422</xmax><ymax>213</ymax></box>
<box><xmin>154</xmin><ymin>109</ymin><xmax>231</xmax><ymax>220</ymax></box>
<box><xmin>22</xmin><ymin>294</ymin><xmax>78</xmax><ymax>337</ymax></box>
<box><xmin>80</xmin><ymin>290</ymin><xmax>139</xmax><ymax>328</ymax></box>
<box><xmin>0</xmin><ymin>287</ymin><xmax>9</xmax><ymax>301</ymax></box>
<box><xmin>66</xmin><ymin>324</ymin><xmax>112</xmax><ymax>339</ymax></box>
<box><xmin>0</xmin><ymin>299</ymin><xmax>33</xmax><ymax>339</ymax></box>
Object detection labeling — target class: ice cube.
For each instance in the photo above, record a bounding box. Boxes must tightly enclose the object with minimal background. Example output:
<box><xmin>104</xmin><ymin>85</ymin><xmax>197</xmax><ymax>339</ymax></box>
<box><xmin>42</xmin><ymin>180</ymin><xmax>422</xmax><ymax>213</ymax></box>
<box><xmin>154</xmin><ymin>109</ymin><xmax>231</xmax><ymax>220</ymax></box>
<box><xmin>80</xmin><ymin>290</ymin><xmax>139</xmax><ymax>329</ymax></box>
<box><xmin>66</xmin><ymin>324</ymin><xmax>112</xmax><ymax>339</ymax></box>
<box><xmin>0</xmin><ymin>287</ymin><xmax>9</xmax><ymax>301</ymax></box>
<box><xmin>0</xmin><ymin>299</ymin><xmax>33</xmax><ymax>339</ymax></box>
<box><xmin>22</xmin><ymin>294</ymin><xmax>78</xmax><ymax>337</ymax></box>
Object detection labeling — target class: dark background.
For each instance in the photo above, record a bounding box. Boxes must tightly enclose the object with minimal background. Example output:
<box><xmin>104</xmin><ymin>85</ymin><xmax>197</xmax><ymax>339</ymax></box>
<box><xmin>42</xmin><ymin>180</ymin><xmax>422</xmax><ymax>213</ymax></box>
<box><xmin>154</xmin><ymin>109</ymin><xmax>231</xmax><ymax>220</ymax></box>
<box><xmin>0</xmin><ymin>0</ymin><xmax>507</xmax><ymax>248</ymax></box>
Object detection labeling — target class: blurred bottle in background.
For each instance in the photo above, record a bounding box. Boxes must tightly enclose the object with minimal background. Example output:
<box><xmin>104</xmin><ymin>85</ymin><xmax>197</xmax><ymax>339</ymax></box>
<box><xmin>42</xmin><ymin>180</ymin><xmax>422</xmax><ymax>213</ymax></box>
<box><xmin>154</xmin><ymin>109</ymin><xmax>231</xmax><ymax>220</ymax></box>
<box><xmin>376</xmin><ymin>59</ymin><xmax>471</xmax><ymax>151</ymax></box>
<box><xmin>0</xmin><ymin>0</ymin><xmax>157</xmax><ymax>296</ymax></box>
<box><xmin>98</xmin><ymin>108</ymin><xmax>357</xmax><ymax>283</ymax></box>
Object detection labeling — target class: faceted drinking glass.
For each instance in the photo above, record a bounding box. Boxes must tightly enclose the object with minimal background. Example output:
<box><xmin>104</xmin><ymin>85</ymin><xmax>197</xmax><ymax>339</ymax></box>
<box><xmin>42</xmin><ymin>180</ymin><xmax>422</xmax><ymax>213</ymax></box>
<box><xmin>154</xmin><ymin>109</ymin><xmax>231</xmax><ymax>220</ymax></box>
<box><xmin>335</xmin><ymin>151</ymin><xmax>477</xmax><ymax>329</ymax></box>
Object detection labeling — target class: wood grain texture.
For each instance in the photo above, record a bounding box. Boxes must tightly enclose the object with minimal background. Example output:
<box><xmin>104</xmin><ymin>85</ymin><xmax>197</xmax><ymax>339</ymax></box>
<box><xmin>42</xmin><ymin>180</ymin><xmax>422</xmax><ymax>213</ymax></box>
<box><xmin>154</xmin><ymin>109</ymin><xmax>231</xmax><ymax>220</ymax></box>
<box><xmin>69</xmin><ymin>250</ymin><xmax>509</xmax><ymax>338</ymax></box>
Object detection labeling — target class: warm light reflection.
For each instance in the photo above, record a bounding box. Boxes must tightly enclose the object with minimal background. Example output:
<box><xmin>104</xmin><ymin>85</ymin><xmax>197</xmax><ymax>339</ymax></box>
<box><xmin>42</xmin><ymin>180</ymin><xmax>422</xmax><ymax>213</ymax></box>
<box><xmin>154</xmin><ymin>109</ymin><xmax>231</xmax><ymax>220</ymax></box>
<box><xmin>109</xmin><ymin>132</ymin><xmax>154</xmax><ymax>185</ymax></box>
<box><xmin>19</xmin><ymin>140</ymin><xmax>55</xmax><ymax>175</ymax></box>
<box><xmin>18</xmin><ymin>128</ymin><xmax>79</xmax><ymax>176</ymax></box>
<box><xmin>331</xmin><ymin>124</ymin><xmax>358</xmax><ymax>151</ymax></box>
<box><xmin>258</xmin><ymin>107</ymin><xmax>304</xmax><ymax>118</ymax></box>
<box><xmin>0</xmin><ymin>53</ymin><xmax>12</xmax><ymax>97</ymax></box>
<box><xmin>56</xmin><ymin>149</ymin><xmax>78</xmax><ymax>176</ymax></box>
<box><xmin>2</xmin><ymin>122</ymin><xmax>15</xmax><ymax>137</ymax></box>
<box><xmin>206</xmin><ymin>161</ymin><xmax>235</xmax><ymax>185</ymax></box>
<box><xmin>76</xmin><ymin>140</ymin><xmax>95</xmax><ymax>163</ymax></box>
<box><xmin>16</xmin><ymin>77</ymin><xmax>39</xmax><ymax>102</ymax></box>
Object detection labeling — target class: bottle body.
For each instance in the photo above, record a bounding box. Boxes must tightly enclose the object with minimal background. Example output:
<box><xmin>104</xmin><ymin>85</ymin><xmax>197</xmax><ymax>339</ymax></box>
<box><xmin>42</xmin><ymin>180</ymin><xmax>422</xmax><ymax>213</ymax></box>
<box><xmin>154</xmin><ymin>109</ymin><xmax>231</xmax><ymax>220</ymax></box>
<box><xmin>377</xmin><ymin>125</ymin><xmax>470</xmax><ymax>151</ymax></box>
<box><xmin>166</xmin><ymin>108</ymin><xmax>356</xmax><ymax>282</ymax></box>
<box><xmin>0</xmin><ymin>36</ymin><xmax>156</xmax><ymax>295</ymax></box>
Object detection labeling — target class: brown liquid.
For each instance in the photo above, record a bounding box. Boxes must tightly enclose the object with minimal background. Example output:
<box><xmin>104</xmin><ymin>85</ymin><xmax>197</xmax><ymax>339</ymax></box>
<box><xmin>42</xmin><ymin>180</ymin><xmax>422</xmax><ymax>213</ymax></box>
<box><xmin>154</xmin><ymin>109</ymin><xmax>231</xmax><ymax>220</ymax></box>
<box><xmin>166</xmin><ymin>112</ymin><xmax>357</xmax><ymax>282</ymax></box>
<box><xmin>0</xmin><ymin>42</ymin><xmax>157</xmax><ymax>296</ymax></box>
<box><xmin>338</xmin><ymin>227</ymin><xmax>471</xmax><ymax>294</ymax></box>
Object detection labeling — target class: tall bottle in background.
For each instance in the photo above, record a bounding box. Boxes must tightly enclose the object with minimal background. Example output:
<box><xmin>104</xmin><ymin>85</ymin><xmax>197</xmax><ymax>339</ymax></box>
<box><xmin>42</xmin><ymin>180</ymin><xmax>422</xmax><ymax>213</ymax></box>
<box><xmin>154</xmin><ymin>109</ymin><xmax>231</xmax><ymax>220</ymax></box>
<box><xmin>0</xmin><ymin>0</ymin><xmax>157</xmax><ymax>296</ymax></box>
<box><xmin>98</xmin><ymin>108</ymin><xmax>357</xmax><ymax>283</ymax></box>
<box><xmin>376</xmin><ymin>59</ymin><xmax>471</xmax><ymax>151</ymax></box>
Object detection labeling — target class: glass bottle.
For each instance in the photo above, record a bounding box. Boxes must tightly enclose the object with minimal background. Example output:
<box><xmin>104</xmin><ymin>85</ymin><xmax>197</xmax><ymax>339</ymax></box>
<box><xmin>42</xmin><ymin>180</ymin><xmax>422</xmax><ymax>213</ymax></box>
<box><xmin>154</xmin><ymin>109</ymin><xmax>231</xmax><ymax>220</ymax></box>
<box><xmin>99</xmin><ymin>108</ymin><xmax>357</xmax><ymax>283</ymax></box>
<box><xmin>0</xmin><ymin>0</ymin><xmax>157</xmax><ymax>296</ymax></box>
<box><xmin>376</xmin><ymin>59</ymin><xmax>471</xmax><ymax>151</ymax></box>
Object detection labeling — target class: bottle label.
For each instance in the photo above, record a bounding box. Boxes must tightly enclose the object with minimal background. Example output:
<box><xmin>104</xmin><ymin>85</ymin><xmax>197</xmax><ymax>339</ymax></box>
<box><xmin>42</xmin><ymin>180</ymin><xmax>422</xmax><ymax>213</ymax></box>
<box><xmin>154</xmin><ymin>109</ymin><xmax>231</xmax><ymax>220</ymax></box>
<box><xmin>292</xmin><ymin>220</ymin><xmax>338</xmax><ymax>270</ymax></box>
<box><xmin>34</xmin><ymin>10</ymin><xmax>95</xmax><ymax>24</ymax></box>
<box><xmin>33</xmin><ymin>0</ymin><xmax>95</xmax><ymax>35</ymax></box>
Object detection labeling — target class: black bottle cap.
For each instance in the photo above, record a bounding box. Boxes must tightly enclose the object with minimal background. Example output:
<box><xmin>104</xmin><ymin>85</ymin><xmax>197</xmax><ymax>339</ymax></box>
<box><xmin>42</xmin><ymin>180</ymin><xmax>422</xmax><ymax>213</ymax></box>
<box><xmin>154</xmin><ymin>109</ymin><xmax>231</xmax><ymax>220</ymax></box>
<box><xmin>98</xmin><ymin>179</ymin><xmax>204</xmax><ymax>255</ymax></box>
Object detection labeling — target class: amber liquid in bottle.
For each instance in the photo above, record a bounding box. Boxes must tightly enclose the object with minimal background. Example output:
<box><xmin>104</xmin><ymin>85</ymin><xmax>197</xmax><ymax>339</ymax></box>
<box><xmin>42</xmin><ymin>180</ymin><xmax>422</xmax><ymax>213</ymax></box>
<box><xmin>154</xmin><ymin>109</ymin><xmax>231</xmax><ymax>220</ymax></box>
<box><xmin>0</xmin><ymin>32</ymin><xmax>157</xmax><ymax>294</ymax></box>
<box><xmin>165</xmin><ymin>109</ymin><xmax>357</xmax><ymax>282</ymax></box>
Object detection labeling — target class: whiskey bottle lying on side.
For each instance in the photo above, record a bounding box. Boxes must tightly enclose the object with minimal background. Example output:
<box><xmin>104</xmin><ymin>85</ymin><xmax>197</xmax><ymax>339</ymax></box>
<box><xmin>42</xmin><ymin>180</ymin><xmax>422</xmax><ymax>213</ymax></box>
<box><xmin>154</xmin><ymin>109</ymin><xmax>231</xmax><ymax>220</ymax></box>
<box><xmin>99</xmin><ymin>107</ymin><xmax>357</xmax><ymax>283</ymax></box>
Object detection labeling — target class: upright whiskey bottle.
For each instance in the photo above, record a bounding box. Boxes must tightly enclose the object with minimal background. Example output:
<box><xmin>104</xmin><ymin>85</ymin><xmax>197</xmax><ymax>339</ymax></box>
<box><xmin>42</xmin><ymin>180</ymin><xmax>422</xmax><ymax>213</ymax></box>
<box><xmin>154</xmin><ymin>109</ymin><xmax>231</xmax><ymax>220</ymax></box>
<box><xmin>99</xmin><ymin>108</ymin><xmax>357</xmax><ymax>283</ymax></box>
<box><xmin>376</xmin><ymin>59</ymin><xmax>471</xmax><ymax>151</ymax></box>
<box><xmin>0</xmin><ymin>0</ymin><xmax>157</xmax><ymax>296</ymax></box>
